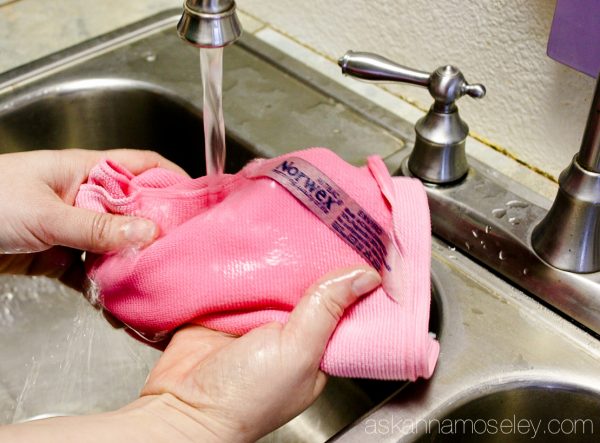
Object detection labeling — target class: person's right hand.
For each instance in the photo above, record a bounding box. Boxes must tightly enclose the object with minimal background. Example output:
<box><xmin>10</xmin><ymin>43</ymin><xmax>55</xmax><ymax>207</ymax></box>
<box><xmin>139</xmin><ymin>265</ymin><xmax>381</xmax><ymax>442</ymax></box>
<box><xmin>0</xmin><ymin>149</ymin><xmax>187</xmax><ymax>290</ymax></box>
<box><xmin>0</xmin><ymin>266</ymin><xmax>380</xmax><ymax>443</ymax></box>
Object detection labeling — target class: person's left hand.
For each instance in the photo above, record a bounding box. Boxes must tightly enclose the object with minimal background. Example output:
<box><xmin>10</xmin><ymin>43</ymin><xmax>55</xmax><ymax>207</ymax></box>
<box><xmin>0</xmin><ymin>149</ymin><xmax>187</xmax><ymax>289</ymax></box>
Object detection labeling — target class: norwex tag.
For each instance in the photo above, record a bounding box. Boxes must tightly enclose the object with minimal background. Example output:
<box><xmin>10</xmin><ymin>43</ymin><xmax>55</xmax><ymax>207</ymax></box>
<box><xmin>249</xmin><ymin>157</ymin><xmax>394</xmax><ymax>277</ymax></box>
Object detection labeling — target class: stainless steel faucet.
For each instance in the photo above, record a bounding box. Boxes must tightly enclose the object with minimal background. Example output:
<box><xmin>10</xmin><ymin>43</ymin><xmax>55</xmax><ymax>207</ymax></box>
<box><xmin>177</xmin><ymin>0</ymin><xmax>242</xmax><ymax>48</ymax></box>
<box><xmin>338</xmin><ymin>50</ymin><xmax>600</xmax><ymax>336</ymax></box>
<box><xmin>532</xmin><ymin>76</ymin><xmax>600</xmax><ymax>273</ymax></box>
<box><xmin>338</xmin><ymin>51</ymin><xmax>485</xmax><ymax>184</ymax></box>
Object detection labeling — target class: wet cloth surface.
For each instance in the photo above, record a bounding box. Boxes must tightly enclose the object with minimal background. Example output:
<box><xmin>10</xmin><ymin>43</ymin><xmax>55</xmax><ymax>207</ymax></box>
<box><xmin>76</xmin><ymin>148</ymin><xmax>439</xmax><ymax>380</ymax></box>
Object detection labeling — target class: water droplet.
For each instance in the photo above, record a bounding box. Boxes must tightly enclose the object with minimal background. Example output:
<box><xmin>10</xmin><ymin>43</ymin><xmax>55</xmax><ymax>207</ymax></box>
<box><xmin>506</xmin><ymin>200</ymin><xmax>529</xmax><ymax>209</ymax></box>
<box><xmin>485</xmin><ymin>225</ymin><xmax>492</xmax><ymax>234</ymax></box>
<box><xmin>499</xmin><ymin>250</ymin><xmax>506</xmax><ymax>260</ymax></box>
<box><xmin>508</xmin><ymin>216</ymin><xmax>522</xmax><ymax>225</ymax></box>
<box><xmin>465</xmin><ymin>242</ymin><xmax>471</xmax><ymax>251</ymax></box>
<box><xmin>492</xmin><ymin>208</ymin><xmax>506</xmax><ymax>218</ymax></box>
<box><xmin>481</xmin><ymin>240</ymin><xmax>487</xmax><ymax>249</ymax></box>
<box><xmin>472</xmin><ymin>230</ymin><xmax>479</xmax><ymax>238</ymax></box>
<box><xmin>144</xmin><ymin>52</ymin><xmax>157</xmax><ymax>62</ymax></box>
<box><xmin>522</xmin><ymin>268</ymin><xmax>529</xmax><ymax>275</ymax></box>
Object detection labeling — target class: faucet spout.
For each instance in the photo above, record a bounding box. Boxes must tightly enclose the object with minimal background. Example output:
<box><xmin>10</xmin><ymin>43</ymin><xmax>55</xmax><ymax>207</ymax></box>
<box><xmin>578</xmin><ymin>76</ymin><xmax>600</xmax><ymax>173</ymax></box>
<box><xmin>177</xmin><ymin>0</ymin><xmax>243</xmax><ymax>48</ymax></box>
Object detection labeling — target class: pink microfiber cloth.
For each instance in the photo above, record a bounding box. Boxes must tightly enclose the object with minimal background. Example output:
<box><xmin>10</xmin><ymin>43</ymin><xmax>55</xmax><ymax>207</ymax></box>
<box><xmin>76</xmin><ymin>148</ymin><xmax>439</xmax><ymax>381</ymax></box>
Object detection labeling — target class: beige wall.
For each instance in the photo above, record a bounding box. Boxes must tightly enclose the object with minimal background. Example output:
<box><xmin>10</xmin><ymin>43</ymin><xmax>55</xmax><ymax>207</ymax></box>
<box><xmin>1</xmin><ymin>0</ymin><xmax>596</xmax><ymax>184</ymax></box>
<box><xmin>238</xmin><ymin>0</ymin><xmax>596</xmax><ymax>182</ymax></box>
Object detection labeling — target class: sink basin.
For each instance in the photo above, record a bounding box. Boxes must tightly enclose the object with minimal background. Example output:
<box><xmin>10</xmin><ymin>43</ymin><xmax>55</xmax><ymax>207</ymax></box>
<box><xmin>414</xmin><ymin>384</ymin><xmax>600</xmax><ymax>443</ymax></box>
<box><xmin>332</xmin><ymin>245</ymin><xmax>600</xmax><ymax>442</ymax></box>
<box><xmin>0</xmin><ymin>275</ymin><xmax>434</xmax><ymax>439</ymax></box>
<box><xmin>0</xmin><ymin>78</ymin><xmax>255</xmax><ymax>177</ymax></box>
<box><xmin>1</xmin><ymin>10</ymin><xmax>600</xmax><ymax>442</ymax></box>
<box><xmin>0</xmin><ymin>276</ymin><xmax>159</xmax><ymax>424</ymax></box>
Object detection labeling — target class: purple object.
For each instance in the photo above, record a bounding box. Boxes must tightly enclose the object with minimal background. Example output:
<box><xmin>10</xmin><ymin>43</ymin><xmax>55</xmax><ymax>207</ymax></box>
<box><xmin>547</xmin><ymin>0</ymin><xmax>600</xmax><ymax>77</ymax></box>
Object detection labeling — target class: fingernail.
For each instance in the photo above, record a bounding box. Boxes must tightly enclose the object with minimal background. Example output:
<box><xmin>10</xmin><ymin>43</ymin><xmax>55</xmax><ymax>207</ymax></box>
<box><xmin>121</xmin><ymin>219</ymin><xmax>158</xmax><ymax>246</ymax></box>
<box><xmin>351</xmin><ymin>270</ymin><xmax>381</xmax><ymax>296</ymax></box>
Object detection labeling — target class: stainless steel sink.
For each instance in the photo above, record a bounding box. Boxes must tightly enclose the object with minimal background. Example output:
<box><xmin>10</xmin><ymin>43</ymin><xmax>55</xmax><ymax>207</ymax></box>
<box><xmin>0</xmin><ymin>276</ymin><xmax>159</xmax><ymax>424</ymax></box>
<box><xmin>333</xmin><ymin>242</ymin><xmax>600</xmax><ymax>442</ymax></box>
<box><xmin>1</xmin><ymin>10</ymin><xmax>599</xmax><ymax>442</ymax></box>
<box><xmin>0</xmin><ymin>78</ymin><xmax>255</xmax><ymax>177</ymax></box>
<box><xmin>414</xmin><ymin>384</ymin><xmax>600</xmax><ymax>442</ymax></box>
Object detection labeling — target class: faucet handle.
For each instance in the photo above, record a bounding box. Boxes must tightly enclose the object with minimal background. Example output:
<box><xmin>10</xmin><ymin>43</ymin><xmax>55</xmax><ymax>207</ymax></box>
<box><xmin>338</xmin><ymin>51</ymin><xmax>486</xmax><ymax>110</ymax></box>
<box><xmin>462</xmin><ymin>83</ymin><xmax>487</xmax><ymax>99</ymax></box>
<box><xmin>338</xmin><ymin>51</ymin><xmax>430</xmax><ymax>87</ymax></box>
<box><xmin>428</xmin><ymin>65</ymin><xmax>485</xmax><ymax>111</ymax></box>
<box><xmin>338</xmin><ymin>50</ymin><xmax>486</xmax><ymax>184</ymax></box>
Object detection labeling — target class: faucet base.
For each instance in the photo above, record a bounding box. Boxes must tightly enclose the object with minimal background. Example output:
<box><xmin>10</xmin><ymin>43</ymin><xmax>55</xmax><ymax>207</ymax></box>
<box><xmin>407</xmin><ymin>109</ymin><xmax>469</xmax><ymax>184</ymax></box>
<box><xmin>532</xmin><ymin>156</ymin><xmax>600</xmax><ymax>273</ymax></box>
<box><xmin>395</xmin><ymin>151</ymin><xmax>600</xmax><ymax>338</ymax></box>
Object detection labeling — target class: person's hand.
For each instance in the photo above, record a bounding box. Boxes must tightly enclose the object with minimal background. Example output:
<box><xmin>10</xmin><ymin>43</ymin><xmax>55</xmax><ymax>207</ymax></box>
<box><xmin>0</xmin><ymin>267</ymin><xmax>380</xmax><ymax>443</ymax></box>
<box><xmin>0</xmin><ymin>149</ymin><xmax>187</xmax><ymax>289</ymax></box>
<box><xmin>140</xmin><ymin>265</ymin><xmax>381</xmax><ymax>442</ymax></box>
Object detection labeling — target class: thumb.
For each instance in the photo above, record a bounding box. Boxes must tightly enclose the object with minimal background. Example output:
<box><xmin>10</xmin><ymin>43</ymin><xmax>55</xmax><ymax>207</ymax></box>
<box><xmin>284</xmin><ymin>265</ymin><xmax>381</xmax><ymax>358</ymax></box>
<box><xmin>45</xmin><ymin>205</ymin><xmax>158</xmax><ymax>253</ymax></box>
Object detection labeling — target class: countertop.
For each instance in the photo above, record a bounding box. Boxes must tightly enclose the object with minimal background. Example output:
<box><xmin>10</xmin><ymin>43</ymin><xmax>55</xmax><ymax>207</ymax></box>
<box><xmin>0</xmin><ymin>0</ymin><xmax>189</xmax><ymax>73</ymax></box>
